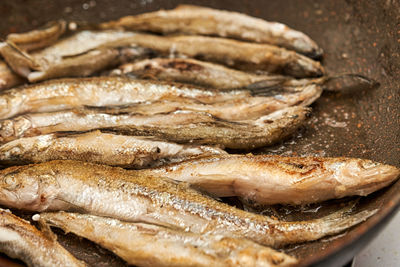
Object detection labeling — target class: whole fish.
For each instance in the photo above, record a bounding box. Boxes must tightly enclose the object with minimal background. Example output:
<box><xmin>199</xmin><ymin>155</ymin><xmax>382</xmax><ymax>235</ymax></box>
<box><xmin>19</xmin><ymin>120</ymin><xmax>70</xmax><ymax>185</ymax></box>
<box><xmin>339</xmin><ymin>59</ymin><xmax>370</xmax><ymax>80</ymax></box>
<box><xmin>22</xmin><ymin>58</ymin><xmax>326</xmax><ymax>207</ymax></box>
<box><xmin>0</xmin><ymin>131</ymin><xmax>226</xmax><ymax>168</ymax></box>
<box><xmin>100</xmin><ymin>5</ymin><xmax>323</xmax><ymax>58</ymax></box>
<box><xmin>0</xmin><ymin>160</ymin><xmax>377</xmax><ymax>248</ymax></box>
<box><xmin>140</xmin><ymin>154</ymin><xmax>400</xmax><ymax>205</ymax></box>
<box><xmin>0</xmin><ymin>60</ymin><xmax>25</xmax><ymax>90</ymax></box>
<box><xmin>41</xmin><ymin>212</ymin><xmax>298</xmax><ymax>267</ymax></box>
<box><xmin>6</xmin><ymin>20</ymin><xmax>67</xmax><ymax>52</ymax></box>
<box><xmin>117</xmin><ymin>57</ymin><xmax>289</xmax><ymax>90</ymax></box>
<box><xmin>102</xmin><ymin>33</ymin><xmax>324</xmax><ymax>78</ymax></box>
<box><xmin>1</xmin><ymin>31</ymin><xmax>324</xmax><ymax>81</ymax></box>
<box><xmin>0</xmin><ymin>76</ymin><xmax>255</xmax><ymax>120</ymax></box>
<box><xmin>0</xmin><ymin>208</ymin><xmax>86</xmax><ymax>267</ymax></box>
<box><xmin>0</xmin><ymin>106</ymin><xmax>309</xmax><ymax>149</ymax></box>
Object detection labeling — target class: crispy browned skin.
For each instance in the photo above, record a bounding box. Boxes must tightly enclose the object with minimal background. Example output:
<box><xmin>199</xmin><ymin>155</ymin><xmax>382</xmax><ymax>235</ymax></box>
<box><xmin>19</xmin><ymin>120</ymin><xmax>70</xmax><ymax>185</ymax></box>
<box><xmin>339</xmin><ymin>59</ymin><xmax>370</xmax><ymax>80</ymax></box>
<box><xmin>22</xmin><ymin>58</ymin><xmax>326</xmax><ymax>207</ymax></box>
<box><xmin>0</xmin><ymin>76</ymin><xmax>255</xmax><ymax>120</ymax></box>
<box><xmin>41</xmin><ymin>212</ymin><xmax>298</xmax><ymax>267</ymax></box>
<box><xmin>118</xmin><ymin>58</ymin><xmax>288</xmax><ymax>90</ymax></box>
<box><xmin>0</xmin><ymin>209</ymin><xmax>86</xmax><ymax>267</ymax></box>
<box><xmin>103</xmin><ymin>33</ymin><xmax>324</xmax><ymax>78</ymax></box>
<box><xmin>0</xmin><ymin>160</ymin><xmax>377</xmax><ymax>247</ymax></box>
<box><xmin>0</xmin><ymin>106</ymin><xmax>309</xmax><ymax>149</ymax></box>
<box><xmin>0</xmin><ymin>131</ymin><xmax>226</xmax><ymax>168</ymax></box>
<box><xmin>1</xmin><ymin>31</ymin><xmax>324</xmax><ymax>82</ymax></box>
<box><xmin>141</xmin><ymin>154</ymin><xmax>400</xmax><ymax>205</ymax></box>
<box><xmin>7</xmin><ymin>20</ymin><xmax>67</xmax><ymax>51</ymax></box>
<box><xmin>100</xmin><ymin>5</ymin><xmax>323</xmax><ymax>58</ymax></box>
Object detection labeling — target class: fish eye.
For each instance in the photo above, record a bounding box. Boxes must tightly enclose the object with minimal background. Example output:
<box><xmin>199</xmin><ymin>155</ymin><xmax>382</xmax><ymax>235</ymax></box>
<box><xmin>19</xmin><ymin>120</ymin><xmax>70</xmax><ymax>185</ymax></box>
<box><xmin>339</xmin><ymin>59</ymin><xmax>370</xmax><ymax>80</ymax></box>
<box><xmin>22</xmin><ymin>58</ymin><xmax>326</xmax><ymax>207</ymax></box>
<box><xmin>3</xmin><ymin>175</ymin><xmax>20</xmax><ymax>191</ymax></box>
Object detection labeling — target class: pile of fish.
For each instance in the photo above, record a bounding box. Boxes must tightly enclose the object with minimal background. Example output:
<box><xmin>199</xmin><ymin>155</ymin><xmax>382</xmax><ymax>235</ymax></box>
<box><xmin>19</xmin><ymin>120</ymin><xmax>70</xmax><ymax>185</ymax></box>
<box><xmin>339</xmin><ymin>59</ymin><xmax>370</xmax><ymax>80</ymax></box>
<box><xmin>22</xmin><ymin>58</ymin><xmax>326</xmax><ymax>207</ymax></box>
<box><xmin>0</xmin><ymin>5</ymin><xmax>398</xmax><ymax>267</ymax></box>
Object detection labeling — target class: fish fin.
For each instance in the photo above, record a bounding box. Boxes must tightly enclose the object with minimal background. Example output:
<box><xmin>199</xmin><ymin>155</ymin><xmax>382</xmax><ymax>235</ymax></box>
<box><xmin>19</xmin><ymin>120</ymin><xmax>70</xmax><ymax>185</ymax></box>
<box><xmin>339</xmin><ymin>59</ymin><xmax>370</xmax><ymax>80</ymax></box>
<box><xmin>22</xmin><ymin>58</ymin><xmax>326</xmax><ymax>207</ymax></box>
<box><xmin>4</xmin><ymin>40</ymin><xmax>42</xmax><ymax>70</ymax></box>
<box><xmin>37</xmin><ymin>217</ymin><xmax>58</xmax><ymax>242</ymax></box>
<box><xmin>322</xmin><ymin>73</ymin><xmax>379</xmax><ymax>92</ymax></box>
<box><xmin>317</xmin><ymin>199</ymin><xmax>377</xmax><ymax>236</ymax></box>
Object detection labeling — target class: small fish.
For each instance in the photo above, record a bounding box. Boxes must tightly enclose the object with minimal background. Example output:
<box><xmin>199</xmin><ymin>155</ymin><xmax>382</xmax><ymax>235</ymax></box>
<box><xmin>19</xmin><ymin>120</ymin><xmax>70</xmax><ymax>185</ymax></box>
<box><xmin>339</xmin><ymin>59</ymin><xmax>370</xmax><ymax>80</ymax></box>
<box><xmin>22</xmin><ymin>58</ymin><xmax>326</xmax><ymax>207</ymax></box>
<box><xmin>140</xmin><ymin>154</ymin><xmax>400</xmax><ymax>205</ymax></box>
<box><xmin>0</xmin><ymin>131</ymin><xmax>226</xmax><ymax>168</ymax></box>
<box><xmin>117</xmin><ymin>57</ymin><xmax>288</xmax><ymax>90</ymax></box>
<box><xmin>100</xmin><ymin>5</ymin><xmax>323</xmax><ymax>58</ymax></box>
<box><xmin>0</xmin><ymin>208</ymin><xmax>86</xmax><ymax>267</ymax></box>
<box><xmin>7</xmin><ymin>20</ymin><xmax>67</xmax><ymax>52</ymax></box>
<box><xmin>0</xmin><ymin>160</ymin><xmax>377</xmax><ymax>247</ymax></box>
<box><xmin>41</xmin><ymin>211</ymin><xmax>298</xmax><ymax>267</ymax></box>
<box><xmin>0</xmin><ymin>106</ymin><xmax>309</xmax><ymax>149</ymax></box>
<box><xmin>102</xmin><ymin>33</ymin><xmax>325</xmax><ymax>78</ymax></box>
<box><xmin>1</xmin><ymin>31</ymin><xmax>324</xmax><ymax>82</ymax></box>
<box><xmin>0</xmin><ymin>76</ymin><xmax>253</xmax><ymax>120</ymax></box>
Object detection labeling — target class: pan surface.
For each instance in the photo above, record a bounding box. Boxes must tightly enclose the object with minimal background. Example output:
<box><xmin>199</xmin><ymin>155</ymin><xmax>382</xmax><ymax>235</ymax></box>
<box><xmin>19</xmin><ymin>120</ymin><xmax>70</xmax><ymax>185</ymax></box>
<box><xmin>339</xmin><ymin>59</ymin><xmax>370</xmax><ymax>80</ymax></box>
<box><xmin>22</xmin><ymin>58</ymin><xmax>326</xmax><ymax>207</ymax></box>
<box><xmin>0</xmin><ymin>0</ymin><xmax>399</xmax><ymax>266</ymax></box>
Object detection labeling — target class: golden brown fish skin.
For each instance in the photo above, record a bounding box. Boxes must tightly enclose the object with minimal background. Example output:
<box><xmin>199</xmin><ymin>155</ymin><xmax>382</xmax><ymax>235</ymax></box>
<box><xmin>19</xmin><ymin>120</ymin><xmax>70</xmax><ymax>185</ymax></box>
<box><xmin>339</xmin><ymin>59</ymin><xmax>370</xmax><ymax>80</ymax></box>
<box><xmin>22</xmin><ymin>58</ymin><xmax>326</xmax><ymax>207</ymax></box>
<box><xmin>100</xmin><ymin>5</ymin><xmax>323</xmax><ymax>58</ymax></box>
<box><xmin>73</xmin><ymin>78</ymin><xmax>321</xmax><ymax>121</ymax></box>
<box><xmin>0</xmin><ymin>42</ymin><xmax>41</xmax><ymax>77</ymax></box>
<box><xmin>0</xmin><ymin>131</ymin><xmax>226</xmax><ymax>168</ymax></box>
<box><xmin>141</xmin><ymin>154</ymin><xmax>400</xmax><ymax>205</ymax></box>
<box><xmin>1</xmin><ymin>30</ymin><xmax>140</xmax><ymax>82</ymax></box>
<box><xmin>105</xmin><ymin>33</ymin><xmax>324</xmax><ymax>78</ymax></box>
<box><xmin>7</xmin><ymin>20</ymin><xmax>67</xmax><ymax>52</ymax></box>
<box><xmin>0</xmin><ymin>208</ymin><xmax>87</xmax><ymax>267</ymax></box>
<box><xmin>41</xmin><ymin>211</ymin><xmax>298</xmax><ymax>267</ymax></box>
<box><xmin>118</xmin><ymin>58</ymin><xmax>289</xmax><ymax>90</ymax></box>
<box><xmin>28</xmin><ymin>48</ymin><xmax>121</xmax><ymax>82</ymax></box>
<box><xmin>0</xmin><ymin>76</ymin><xmax>249</xmax><ymax>120</ymax></box>
<box><xmin>0</xmin><ymin>60</ymin><xmax>25</xmax><ymax>90</ymax></box>
<box><xmin>0</xmin><ymin>160</ymin><xmax>377</xmax><ymax>247</ymax></box>
<box><xmin>0</xmin><ymin>106</ymin><xmax>309</xmax><ymax>149</ymax></box>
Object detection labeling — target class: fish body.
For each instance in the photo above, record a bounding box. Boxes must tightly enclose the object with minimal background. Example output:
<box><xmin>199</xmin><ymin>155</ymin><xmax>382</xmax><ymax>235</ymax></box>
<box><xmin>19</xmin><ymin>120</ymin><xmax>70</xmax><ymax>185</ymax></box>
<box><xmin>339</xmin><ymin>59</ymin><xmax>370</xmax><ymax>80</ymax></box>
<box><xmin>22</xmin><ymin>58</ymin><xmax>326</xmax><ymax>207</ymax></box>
<box><xmin>141</xmin><ymin>155</ymin><xmax>400</xmax><ymax>205</ymax></box>
<box><xmin>118</xmin><ymin>57</ymin><xmax>288</xmax><ymax>90</ymax></box>
<box><xmin>0</xmin><ymin>160</ymin><xmax>377</xmax><ymax>247</ymax></box>
<box><xmin>0</xmin><ymin>208</ymin><xmax>86</xmax><ymax>267</ymax></box>
<box><xmin>0</xmin><ymin>106</ymin><xmax>309</xmax><ymax>149</ymax></box>
<box><xmin>41</xmin><ymin>212</ymin><xmax>298</xmax><ymax>267</ymax></box>
<box><xmin>1</xmin><ymin>31</ymin><xmax>324</xmax><ymax>82</ymax></box>
<box><xmin>7</xmin><ymin>20</ymin><xmax>67</xmax><ymax>52</ymax></box>
<box><xmin>0</xmin><ymin>76</ymin><xmax>250</xmax><ymax>120</ymax></box>
<box><xmin>100</xmin><ymin>5</ymin><xmax>322</xmax><ymax>58</ymax></box>
<box><xmin>107</xmin><ymin>33</ymin><xmax>324</xmax><ymax>78</ymax></box>
<box><xmin>0</xmin><ymin>30</ymin><xmax>142</xmax><ymax>82</ymax></box>
<box><xmin>0</xmin><ymin>131</ymin><xmax>226</xmax><ymax>168</ymax></box>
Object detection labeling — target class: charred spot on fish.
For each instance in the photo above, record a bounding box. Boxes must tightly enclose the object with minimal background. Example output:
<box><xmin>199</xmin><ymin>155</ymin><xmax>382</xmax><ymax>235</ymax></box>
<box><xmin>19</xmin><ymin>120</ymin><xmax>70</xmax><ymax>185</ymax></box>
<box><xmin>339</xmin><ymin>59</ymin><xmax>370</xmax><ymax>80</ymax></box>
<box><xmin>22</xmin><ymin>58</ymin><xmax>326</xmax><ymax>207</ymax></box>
<box><xmin>155</xmin><ymin>147</ymin><xmax>161</xmax><ymax>153</ymax></box>
<box><xmin>40</xmin><ymin>194</ymin><xmax>46</xmax><ymax>203</ymax></box>
<box><xmin>163</xmin><ymin>60</ymin><xmax>203</xmax><ymax>72</ymax></box>
<box><xmin>263</xmin><ymin>119</ymin><xmax>274</xmax><ymax>124</ymax></box>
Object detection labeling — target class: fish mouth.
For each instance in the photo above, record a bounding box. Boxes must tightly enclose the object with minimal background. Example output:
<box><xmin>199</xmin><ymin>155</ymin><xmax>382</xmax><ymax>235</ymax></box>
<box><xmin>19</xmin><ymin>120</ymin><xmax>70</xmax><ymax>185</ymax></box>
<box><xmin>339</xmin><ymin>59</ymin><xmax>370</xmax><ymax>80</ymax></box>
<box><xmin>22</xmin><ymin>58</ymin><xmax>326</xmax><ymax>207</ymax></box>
<box><xmin>345</xmin><ymin>161</ymin><xmax>400</xmax><ymax>196</ymax></box>
<box><xmin>305</xmin><ymin>47</ymin><xmax>324</xmax><ymax>60</ymax></box>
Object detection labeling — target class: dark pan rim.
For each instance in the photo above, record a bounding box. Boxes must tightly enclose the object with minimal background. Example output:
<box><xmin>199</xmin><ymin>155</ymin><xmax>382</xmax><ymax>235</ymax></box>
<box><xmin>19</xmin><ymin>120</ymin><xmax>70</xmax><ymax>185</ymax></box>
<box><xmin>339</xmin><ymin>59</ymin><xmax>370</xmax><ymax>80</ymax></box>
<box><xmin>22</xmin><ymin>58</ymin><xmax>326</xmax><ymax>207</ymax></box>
<box><xmin>299</xmin><ymin>178</ymin><xmax>400</xmax><ymax>266</ymax></box>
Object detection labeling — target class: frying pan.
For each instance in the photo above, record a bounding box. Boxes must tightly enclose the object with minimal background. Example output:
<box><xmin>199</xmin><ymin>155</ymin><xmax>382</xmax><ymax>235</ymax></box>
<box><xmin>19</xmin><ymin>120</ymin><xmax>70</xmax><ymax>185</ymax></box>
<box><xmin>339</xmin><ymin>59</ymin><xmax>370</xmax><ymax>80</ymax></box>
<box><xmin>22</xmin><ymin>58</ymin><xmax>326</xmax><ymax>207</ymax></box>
<box><xmin>0</xmin><ymin>0</ymin><xmax>399</xmax><ymax>266</ymax></box>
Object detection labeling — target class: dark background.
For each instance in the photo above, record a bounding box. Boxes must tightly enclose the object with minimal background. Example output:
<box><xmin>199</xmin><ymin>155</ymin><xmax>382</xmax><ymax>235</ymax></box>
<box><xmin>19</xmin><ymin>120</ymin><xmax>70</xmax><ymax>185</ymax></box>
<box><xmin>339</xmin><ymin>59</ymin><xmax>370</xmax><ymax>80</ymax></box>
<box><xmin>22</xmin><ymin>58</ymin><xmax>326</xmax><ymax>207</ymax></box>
<box><xmin>0</xmin><ymin>1</ymin><xmax>399</xmax><ymax>266</ymax></box>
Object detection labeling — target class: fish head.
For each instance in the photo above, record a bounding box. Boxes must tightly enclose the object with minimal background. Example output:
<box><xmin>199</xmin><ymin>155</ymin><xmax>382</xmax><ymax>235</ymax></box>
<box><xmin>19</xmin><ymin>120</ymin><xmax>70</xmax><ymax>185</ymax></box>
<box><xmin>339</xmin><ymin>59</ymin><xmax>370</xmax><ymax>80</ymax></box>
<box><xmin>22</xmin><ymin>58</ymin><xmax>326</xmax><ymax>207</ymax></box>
<box><xmin>329</xmin><ymin>158</ymin><xmax>400</xmax><ymax>197</ymax></box>
<box><xmin>0</xmin><ymin>165</ymin><xmax>41</xmax><ymax>210</ymax></box>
